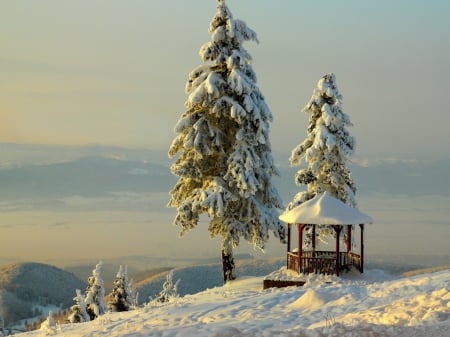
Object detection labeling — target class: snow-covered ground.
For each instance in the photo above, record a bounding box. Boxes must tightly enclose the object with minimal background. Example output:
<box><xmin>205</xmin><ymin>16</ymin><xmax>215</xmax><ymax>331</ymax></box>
<box><xmin>19</xmin><ymin>267</ymin><xmax>450</xmax><ymax>337</ymax></box>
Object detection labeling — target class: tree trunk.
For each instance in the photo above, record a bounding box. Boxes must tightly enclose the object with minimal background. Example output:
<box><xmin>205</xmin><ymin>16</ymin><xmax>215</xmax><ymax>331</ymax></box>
<box><xmin>221</xmin><ymin>249</ymin><xmax>236</xmax><ymax>283</ymax></box>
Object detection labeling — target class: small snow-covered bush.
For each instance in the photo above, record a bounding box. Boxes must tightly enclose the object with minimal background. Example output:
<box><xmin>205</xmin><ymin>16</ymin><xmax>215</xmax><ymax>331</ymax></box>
<box><xmin>151</xmin><ymin>270</ymin><xmax>180</xmax><ymax>304</ymax></box>
<box><xmin>68</xmin><ymin>289</ymin><xmax>90</xmax><ymax>323</ymax></box>
<box><xmin>39</xmin><ymin>310</ymin><xmax>56</xmax><ymax>333</ymax></box>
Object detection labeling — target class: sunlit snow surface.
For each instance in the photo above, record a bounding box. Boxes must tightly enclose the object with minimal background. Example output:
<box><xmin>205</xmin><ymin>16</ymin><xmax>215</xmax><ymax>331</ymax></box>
<box><xmin>23</xmin><ymin>267</ymin><xmax>450</xmax><ymax>337</ymax></box>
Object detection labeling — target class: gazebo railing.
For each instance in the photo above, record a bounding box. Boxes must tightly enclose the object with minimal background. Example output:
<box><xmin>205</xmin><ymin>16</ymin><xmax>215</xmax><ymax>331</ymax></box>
<box><xmin>347</xmin><ymin>252</ymin><xmax>362</xmax><ymax>272</ymax></box>
<box><xmin>287</xmin><ymin>252</ymin><xmax>299</xmax><ymax>272</ymax></box>
<box><xmin>287</xmin><ymin>251</ymin><xmax>362</xmax><ymax>275</ymax></box>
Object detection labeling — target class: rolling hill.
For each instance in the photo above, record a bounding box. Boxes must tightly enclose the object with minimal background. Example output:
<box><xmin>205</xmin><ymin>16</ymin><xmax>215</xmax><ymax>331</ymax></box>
<box><xmin>0</xmin><ymin>262</ymin><xmax>85</xmax><ymax>325</ymax></box>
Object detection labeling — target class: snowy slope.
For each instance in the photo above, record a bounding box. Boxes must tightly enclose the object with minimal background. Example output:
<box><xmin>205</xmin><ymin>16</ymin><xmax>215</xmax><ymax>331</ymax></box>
<box><xmin>20</xmin><ymin>268</ymin><xmax>450</xmax><ymax>337</ymax></box>
<box><xmin>136</xmin><ymin>258</ymin><xmax>284</xmax><ymax>303</ymax></box>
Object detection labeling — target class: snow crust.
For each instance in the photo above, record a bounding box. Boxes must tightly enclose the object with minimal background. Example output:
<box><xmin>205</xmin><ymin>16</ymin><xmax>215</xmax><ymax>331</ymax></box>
<box><xmin>279</xmin><ymin>192</ymin><xmax>373</xmax><ymax>224</ymax></box>
<box><xmin>19</xmin><ymin>268</ymin><xmax>450</xmax><ymax>337</ymax></box>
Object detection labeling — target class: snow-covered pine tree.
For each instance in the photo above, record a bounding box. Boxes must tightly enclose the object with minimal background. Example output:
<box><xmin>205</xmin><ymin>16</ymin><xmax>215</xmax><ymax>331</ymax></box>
<box><xmin>108</xmin><ymin>265</ymin><xmax>134</xmax><ymax>312</ymax></box>
<box><xmin>168</xmin><ymin>0</ymin><xmax>285</xmax><ymax>283</ymax></box>
<box><xmin>154</xmin><ymin>270</ymin><xmax>180</xmax><ymax>303</ymax></box>
<box><xmin>68</xmin><ymin>289</ymin><xmax>90</xmax><ymax>323</ymax></box>
<box><xmin>84</xmin><ymin>261</ymin><xmax>107</xmax><ymax>320</ymax></box>
<box><xmin>288</xmin><ymin>73</ymin><xmax>356</xmax><ymax>245</ymax></box>
<box><xmin>288</xmin><ymin>73</ymin><xmax>356</xmax><ymax>210</ymax></box>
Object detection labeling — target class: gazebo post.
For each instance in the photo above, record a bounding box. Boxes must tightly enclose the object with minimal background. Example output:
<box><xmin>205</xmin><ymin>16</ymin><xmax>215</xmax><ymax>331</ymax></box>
<box><xmin>334</xmin><ymin>225</ymin><xmax>342</xmax><ymax>276</ymax></box>
<box><xmin>311</xmin><ymin>225</ymin><xmax>316</xmax><ymax>252</ymax></box>
<box><xmin>287</xmin><ymin>224</ymin><xmax>291</xmax><ymax>252</ymax></box>
<box><xmin>297</xmin><ymin>224</ymin><xmax>303</xmax><ymax>274</ymax></box>
<box><xmin>359</xmin><ymin>224</ymin><xmax>364</xmax><ymax>273</ymax></box>
<box><xmin>346</xmin><ymin>225</ymin><xmax>352</xmax><ymax>253</ymax></box>
<box><xmin>286</xmin><ymin>224</ymin><xmax>291</xmax><ymax>269</ymax></box>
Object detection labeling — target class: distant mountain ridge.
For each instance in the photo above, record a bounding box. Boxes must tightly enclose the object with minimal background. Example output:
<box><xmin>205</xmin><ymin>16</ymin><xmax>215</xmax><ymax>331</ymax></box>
<box><xmin>0</xmin><ymin>154</ymin><xmax>175</xmax><ymax>212</ymax></box>
<box><xmin>1</xmin><ymin>143</ymin><xmax>449</xmax><ymax>214</ymax></box>
<box><xmin>277</xmin><ymin>158</ymin><xmax>450</xmax><ymax>199</ymax></box>
<box><xmin>0</xmin><ymin>156</ymin><xmax>172</xmax><ymax>197</ymax></box>
<box><xmin>0</xmin><ymin>262</ymin><xmax>86</xmax><ymax>325</ymax></box>
<box><xmin>0</xmin><ymin>142</ymin><xmax>169</xmax><ymax>168</ymax></box>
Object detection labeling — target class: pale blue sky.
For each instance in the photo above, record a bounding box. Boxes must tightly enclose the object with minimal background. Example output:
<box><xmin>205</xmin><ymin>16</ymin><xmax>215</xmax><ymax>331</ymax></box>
<box><xmin>1</xmin><ymin>0</ymin><xmax>450</xmax><ymax>159</ymax></box>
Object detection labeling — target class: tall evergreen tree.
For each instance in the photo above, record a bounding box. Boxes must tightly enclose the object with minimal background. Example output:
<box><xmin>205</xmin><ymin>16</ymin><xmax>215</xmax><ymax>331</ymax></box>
<box><xmin>168</xmin><ymin>0</ymin><xmax>285</xmax><ymax>283</ymax></box>
<box><xmin>84</xmin><ymin>261</ymin><xmax>107</xmax><ymax>320</ymax></box>
<box><xmin>288</xmin><ymin>73</ymin><xmax>356</xmax><ymax>211</ymax></box>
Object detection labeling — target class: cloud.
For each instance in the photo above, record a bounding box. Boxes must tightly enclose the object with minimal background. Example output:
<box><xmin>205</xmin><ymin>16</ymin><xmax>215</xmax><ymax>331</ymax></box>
<box><xmin>349</xmin><ymin>155</ymin><xmax>369</xmax><ymax>167</ymax></box>
<box><xmin>48</xmin><ymin>221</ymin><xmax>71</xmax><ymax>230</ymax></box>
<box><xmin>369</xmin><ymin>157</ymin><xmax>419</xmax><ymax>165</ymax></box>
<box><xmin>0</xmin><ymin>222</ymin><xmax>38</xmax><ymax>229</ymax></box>
<box><xmin>128</xmin><ymin>168</ymin><xmax>149</xmax><ymax>175</ymax></box>
<box><xmin>60</xmin><ymin>191</ymin><xmax>169</xmax><ymax>212</ymax></box>
<box><xmin>0</xmin><ymin>201</ymin><xmax>34</xmax><ymax>212</ymax></box>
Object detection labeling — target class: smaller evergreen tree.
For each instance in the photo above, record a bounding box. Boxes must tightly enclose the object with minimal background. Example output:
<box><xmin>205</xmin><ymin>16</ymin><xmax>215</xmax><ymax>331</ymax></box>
<box><xmin>108</xmin><ymin>265</ymin><xmax>134</xmax><ymax>312</ymax></box>
<box><xmin>288</xmin><ymin>73</ymin><xmax>356</xmax><ymax>210</ymax></box>
<box><xmin>287</xmin><ymin>73</ymin><xmax>357</xmax><ymax>245</ymax></box>
<box><xmin>155</xmin><ymin>270</ymin><xmax>180</xmax><ymax>303</ymax></box>
<box><xmin>85</xmin><ymin>261</ymin><xmax>107</xmax><ymax>320</ymax></box>
<box><xmin>68</xmin><ymin>289</ymin><xmax>90</xmax><ymax>323</ymax></box>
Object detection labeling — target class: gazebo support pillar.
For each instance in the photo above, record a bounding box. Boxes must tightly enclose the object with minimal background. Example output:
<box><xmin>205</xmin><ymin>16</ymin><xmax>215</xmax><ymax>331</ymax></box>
<box><xmin>359</xmin><ymin>224</ymin><xmax>364</xmax><ymax>273</ymax></box>
<box><xmin>297</xmin><ymin>224</ymin><xmax>303</xmax><ymax>274</ymax></box>
<box><xmin>287</xmin><ymin>224</ymin><xmax>291</xmax><ymax>252</ymax></box>
<box><xmin>311</xmin><ymin>225</ymin><xmax>316</xmax><ymax>251</ymax></box>
<box><xmin>346</xmin><ymin>225</ymin><xmax>352</xmax><ymax>253</ymax></box>
<box><xmin>333</xmin><ymin>225</ymin><xmax>342</xmax><ymax>276</ymax></box>
<box><xmin>287</xmin><ymin>224</ymin><xmax>291</xmax><ymax>268</ymax></box>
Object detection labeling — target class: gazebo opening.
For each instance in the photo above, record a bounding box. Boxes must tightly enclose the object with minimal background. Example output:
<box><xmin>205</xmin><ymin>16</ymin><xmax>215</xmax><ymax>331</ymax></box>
<box><xmin>280</xmin><ymin>192</ymin><xmax>373</xmax><ymax>276</ymax></box>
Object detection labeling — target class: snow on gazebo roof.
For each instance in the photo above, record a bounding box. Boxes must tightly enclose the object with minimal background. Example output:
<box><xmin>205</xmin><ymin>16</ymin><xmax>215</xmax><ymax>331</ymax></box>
<box><xmin>279</xmin><ymin>192</ymin><xmax>373</xmax><ymax>225</ymax></box>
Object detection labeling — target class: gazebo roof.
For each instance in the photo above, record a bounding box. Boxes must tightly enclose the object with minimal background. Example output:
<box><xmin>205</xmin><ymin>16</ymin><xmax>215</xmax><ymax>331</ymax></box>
<box><xmin>279</xmin><ymin>192</ymin><xmax>373</xmax><ymax>225</ymax></box>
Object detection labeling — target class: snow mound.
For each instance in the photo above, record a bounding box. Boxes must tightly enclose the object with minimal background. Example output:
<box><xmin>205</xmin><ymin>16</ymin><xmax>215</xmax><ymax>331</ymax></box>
<box><xmin>288</xmin><ymin>285</ymin><xmax>356</xmax><ymax>311</ymax></box>
<box><xmin>289</xmin><ymin>288</ymin><xmax>341</xmax><ymax>309</ymax></box>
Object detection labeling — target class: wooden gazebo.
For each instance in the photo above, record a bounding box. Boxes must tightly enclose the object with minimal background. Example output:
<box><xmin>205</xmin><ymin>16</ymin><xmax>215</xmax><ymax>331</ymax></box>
<box><xmin>279</xmin><ymin>192</ymin><xmax>373</xmax><ymax>276</ymax></box>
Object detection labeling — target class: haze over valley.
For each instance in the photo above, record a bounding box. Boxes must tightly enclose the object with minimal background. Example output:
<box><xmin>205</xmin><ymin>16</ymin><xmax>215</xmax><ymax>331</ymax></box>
<box><xmin>0</xmin><ymin>143</ymin><xmax>448</xmax><ymax>269</ymax></box>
